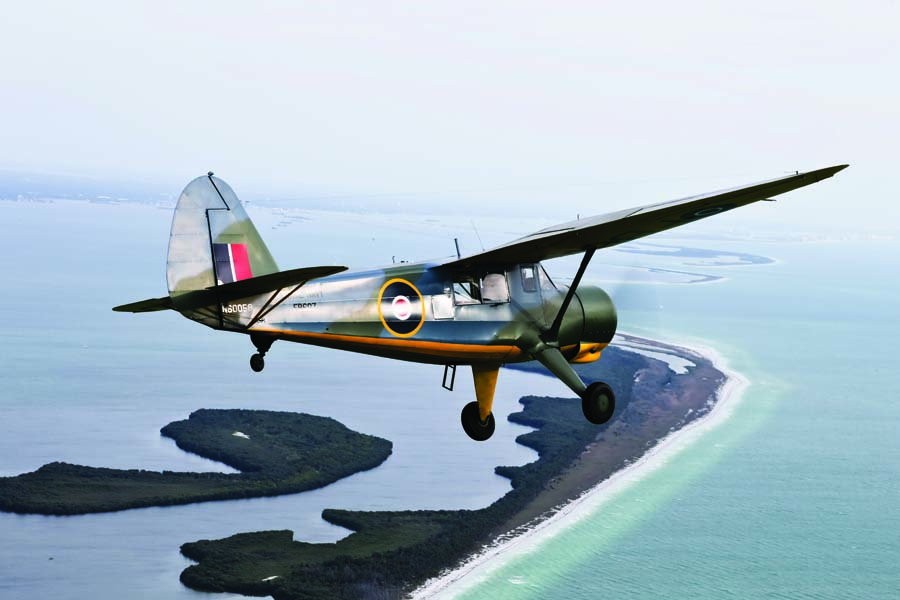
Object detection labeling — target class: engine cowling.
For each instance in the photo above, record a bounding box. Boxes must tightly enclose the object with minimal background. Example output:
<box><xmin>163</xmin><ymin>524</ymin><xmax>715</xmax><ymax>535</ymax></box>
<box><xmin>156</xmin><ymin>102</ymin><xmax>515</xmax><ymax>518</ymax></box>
<box><xmin>570</xmin><ymin>286</ymin><xmax>617</xmax><ymax>363</ymax></box>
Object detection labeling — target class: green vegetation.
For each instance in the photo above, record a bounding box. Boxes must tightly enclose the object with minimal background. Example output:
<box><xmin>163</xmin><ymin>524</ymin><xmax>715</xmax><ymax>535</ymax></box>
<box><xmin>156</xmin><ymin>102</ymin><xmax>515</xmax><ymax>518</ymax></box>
<box><xmin>180</xmin><ymin>392</ymin><xmax>629</xmax><ymax>599</ymax></box>
<box><xmin>180</xmin><ymin>348</ymin><xmax>674</xmax><ymax>600</ymax></box>
<box><xmin>0</xmin><ymin>344</ymin><xmax>722</xmax><ymax>599</ymax></box>
<box><xmin>0</xmin><ymin>409</ymin><xmax>392</xmax><ymax>515</ymax></box>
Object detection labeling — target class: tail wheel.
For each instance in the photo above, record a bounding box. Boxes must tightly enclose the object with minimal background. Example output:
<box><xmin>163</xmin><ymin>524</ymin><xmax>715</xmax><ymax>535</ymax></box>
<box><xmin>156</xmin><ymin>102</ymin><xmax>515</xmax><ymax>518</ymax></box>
<box><xmin>250</xmin><ymin>353</ymin><xmax>265</xmax><ymax>373</ymax></box>
<box><xmin>460</xmin><ymin>401</ymin><xmax>495</xmax><ymax>441</ymax></box>
<box><xmin>582</xmin><ymin>381</ymin><xmax>615</xmax><ymax>424</ymax></box>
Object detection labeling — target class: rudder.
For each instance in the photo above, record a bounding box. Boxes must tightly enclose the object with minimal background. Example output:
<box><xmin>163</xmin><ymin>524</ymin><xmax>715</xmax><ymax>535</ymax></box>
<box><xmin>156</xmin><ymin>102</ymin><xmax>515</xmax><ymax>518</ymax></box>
<box><xmin>166</xmin><ymin>173</ymin><xmax>277</xmax><ymax>327</ymax></box>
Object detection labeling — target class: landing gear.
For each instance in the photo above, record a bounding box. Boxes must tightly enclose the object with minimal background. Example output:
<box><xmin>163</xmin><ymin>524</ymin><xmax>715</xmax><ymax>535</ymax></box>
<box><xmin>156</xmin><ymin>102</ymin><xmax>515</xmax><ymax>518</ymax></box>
<box><xmin>581</xmin><ymin>381</ymin><xmax>615</xmax><ymax>424</ymax></box>
<box><xmin>460</xmin><ymin>401</ymin><xmax>495</xmax><ymax>441</ymax></box>
<box><xmin>526</xmin><ymin>344</ymin><xmax>616</xmax><ymax>426</ymax></box>
<box><xmin>249</xmin><ymin>334</ymin><xmax>275</xmax><ymax>374</ymax></box>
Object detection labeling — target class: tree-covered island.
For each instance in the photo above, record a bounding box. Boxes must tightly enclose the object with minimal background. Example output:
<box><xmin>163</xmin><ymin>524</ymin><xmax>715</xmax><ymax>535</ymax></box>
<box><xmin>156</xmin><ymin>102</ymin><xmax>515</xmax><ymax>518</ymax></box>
<box><xmin>180</xmin><ymin>341</ymin><xmax>725</xmax><ymax>599</ymax></box>
<box><xmin>0</xmin><ymin>409</ymin><xmax>392</xmax><ymax>515</ymax></box>
<box><xmin>0</xmin><ymin>339</ymin><xmax>725</xmax><ymax>599</ymax></box>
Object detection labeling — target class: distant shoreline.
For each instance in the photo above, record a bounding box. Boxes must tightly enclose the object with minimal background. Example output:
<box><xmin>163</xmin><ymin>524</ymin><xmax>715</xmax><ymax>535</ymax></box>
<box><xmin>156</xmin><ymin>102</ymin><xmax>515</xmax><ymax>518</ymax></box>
<box><xmin>413</xmin><ymin>335</ymin><xmax>746</xmax><ymax>598</ymax></box>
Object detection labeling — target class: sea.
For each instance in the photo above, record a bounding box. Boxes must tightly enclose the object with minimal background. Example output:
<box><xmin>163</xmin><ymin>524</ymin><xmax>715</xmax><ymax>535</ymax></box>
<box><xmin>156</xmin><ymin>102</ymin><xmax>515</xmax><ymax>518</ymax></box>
<box><xmin>0</xmin><ymin>195</ymin><xmax>897</xmax><ymax>599</ymax></box>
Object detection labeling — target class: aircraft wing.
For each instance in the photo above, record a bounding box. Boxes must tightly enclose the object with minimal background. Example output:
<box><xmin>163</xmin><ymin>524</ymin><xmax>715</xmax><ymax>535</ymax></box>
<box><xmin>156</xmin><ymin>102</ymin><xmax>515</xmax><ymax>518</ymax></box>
<box><xmin>444</xmin><ymin>165</ymin><xmax>848</xmax><ymax>269</ymax></box>
<box><xmin>113</xmin><ymin>265</ymin><xmax>347</xmax><ymax>313</ymax></box>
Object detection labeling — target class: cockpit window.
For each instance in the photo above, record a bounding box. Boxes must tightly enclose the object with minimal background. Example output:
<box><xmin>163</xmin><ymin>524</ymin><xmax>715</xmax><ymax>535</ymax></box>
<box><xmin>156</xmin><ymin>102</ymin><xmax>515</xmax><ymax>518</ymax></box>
<box><xmin>481</xmin><ymin>272</ymin><xmax>510</xmax><ymax>303</ymax></box>
<box><xmin>453</xmin><ymin>278</ymin><xmax>481</xmax><ymax>305</ymax></box>
<box><xmin>453</xmin><ymin>272</ymin><xmax>510</xmax><ymax>305</ymax></box>
<box><xmin>521</xmin><ymin>265</ymin><xmax>537</xmax><ymax>292</ymax></box>
<box><xmin>539</xmin><ymin>265</ymin><xmax>557</xmax><ymax>291</ymax></box>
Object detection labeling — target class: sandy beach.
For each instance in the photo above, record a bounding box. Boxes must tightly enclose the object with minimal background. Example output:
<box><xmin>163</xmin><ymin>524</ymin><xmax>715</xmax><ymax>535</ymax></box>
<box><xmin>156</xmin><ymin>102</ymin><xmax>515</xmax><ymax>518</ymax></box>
<box><xmin>412</xmin><ymin>336</ymin><xmax>749</xmax><ymax>599</ymax></box>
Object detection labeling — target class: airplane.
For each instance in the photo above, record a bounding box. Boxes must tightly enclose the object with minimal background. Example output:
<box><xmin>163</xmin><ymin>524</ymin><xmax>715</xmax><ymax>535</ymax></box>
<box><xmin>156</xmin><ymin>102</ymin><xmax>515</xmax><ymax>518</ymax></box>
<box><xmin>114</xmin><ymin>165</ymin><xmax>847</xmax><ymax>441</ymax></box>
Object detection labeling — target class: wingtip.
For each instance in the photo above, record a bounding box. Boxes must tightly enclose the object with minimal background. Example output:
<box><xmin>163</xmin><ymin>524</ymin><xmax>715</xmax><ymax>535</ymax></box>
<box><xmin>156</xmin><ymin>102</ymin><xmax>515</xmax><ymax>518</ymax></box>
<box><xmin>802</xmin><ymin>164</ymin><xmax>849</xmax><ymax>180</ymax></box>
<box><xmin>112</xmin><ymin>296</ymin><xmax>174</xmax><ymax>313</ymax></box>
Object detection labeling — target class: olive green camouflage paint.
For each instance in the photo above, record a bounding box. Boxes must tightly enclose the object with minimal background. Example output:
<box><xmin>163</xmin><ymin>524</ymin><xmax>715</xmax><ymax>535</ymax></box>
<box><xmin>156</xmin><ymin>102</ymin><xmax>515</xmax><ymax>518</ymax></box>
<box><xmin>114</xmin><ymin>166</ymin><xmax>846</xmax><ymax>438</ymax></box>
<box><xmin>129</xmin><ymin>166</ymin><xmax>846</xmax><ymax>370</ymax></box>
<box><xmin>162</xmin><ymin>176</ymin><xmax>615</xmax><ymax>366</ymax></box>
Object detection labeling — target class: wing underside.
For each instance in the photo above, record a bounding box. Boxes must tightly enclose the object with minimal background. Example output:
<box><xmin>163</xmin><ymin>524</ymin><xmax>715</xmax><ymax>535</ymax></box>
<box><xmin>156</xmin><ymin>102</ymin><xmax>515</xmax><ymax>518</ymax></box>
<box><xmin>444</xmin><ymin>165</ymin><xmax>847</xmax><ymax>269</ymax></box>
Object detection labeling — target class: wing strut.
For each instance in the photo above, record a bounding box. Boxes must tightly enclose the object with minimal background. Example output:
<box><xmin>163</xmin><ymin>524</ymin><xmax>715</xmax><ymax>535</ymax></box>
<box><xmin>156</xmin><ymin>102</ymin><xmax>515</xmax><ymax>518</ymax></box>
<box><xmin>245</xmin><ymin>283</ymin><xmax>305</xmax><ymax>329</ymax></box>
<box><xmin>542</xmin><ymin>248</ymin><xmax>595</xmax><ymax>344</ymax></box>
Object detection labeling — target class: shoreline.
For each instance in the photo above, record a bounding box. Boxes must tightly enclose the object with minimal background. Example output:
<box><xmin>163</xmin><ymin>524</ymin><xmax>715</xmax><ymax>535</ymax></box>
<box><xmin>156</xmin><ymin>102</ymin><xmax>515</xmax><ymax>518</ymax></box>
<box><xmin>170</xmin><ymin>333</ymin><xmax>733</xmax><ymax>598</ymax></box>
<box><xmin>412</xmin><ymin>335</ymin><xmax>748</xmax><ymax>599</ymax></box>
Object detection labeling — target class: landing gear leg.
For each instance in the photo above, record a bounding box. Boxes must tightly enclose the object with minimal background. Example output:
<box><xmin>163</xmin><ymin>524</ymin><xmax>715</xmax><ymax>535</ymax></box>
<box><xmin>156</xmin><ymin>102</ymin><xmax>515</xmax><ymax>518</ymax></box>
<box><xmin>249</xmin><ymin>334</ymin><xmax>275</xmax><ymax>373</ymax></box>
<box><xmin>528</xmin><ymin>343</ymin><xmax>616</xmax><ymax>425</ymax></box>
<box><xmin>460</xmin><ymin>365</ymin><xmax>500</xmax><ymax>441</ymax></box>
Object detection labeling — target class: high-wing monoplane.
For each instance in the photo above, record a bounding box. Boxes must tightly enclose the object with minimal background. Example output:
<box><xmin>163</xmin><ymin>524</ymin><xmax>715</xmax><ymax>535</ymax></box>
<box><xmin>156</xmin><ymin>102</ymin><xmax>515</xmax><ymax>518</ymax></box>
<box><xmin>115</xmin><ymin>165</ymin><xmax>847</xmax><ymax>440</ymax></box>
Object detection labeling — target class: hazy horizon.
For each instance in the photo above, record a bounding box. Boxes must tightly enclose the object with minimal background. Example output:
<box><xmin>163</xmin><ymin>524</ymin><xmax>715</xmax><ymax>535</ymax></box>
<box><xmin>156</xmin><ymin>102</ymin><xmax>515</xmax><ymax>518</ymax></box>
<box><xmin>1</xmin><ymin>2</ymin><xmax>896</xmax><ymax>232</ymax></box>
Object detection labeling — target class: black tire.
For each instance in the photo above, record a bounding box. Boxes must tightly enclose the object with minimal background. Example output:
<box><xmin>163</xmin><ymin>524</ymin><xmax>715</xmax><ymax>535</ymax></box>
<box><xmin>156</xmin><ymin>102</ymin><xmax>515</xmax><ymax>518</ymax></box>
<box><xmin>250</xmin><ymin>353</ymin><xmax>265</xmax><ymax>373</ymax></box>
<box><xmin>582</xmin><ymin>381</ymin><xmax>615</xmax><ymax>424</ymax></box>
<box><xmin>460</xmin><ymin>401</ymin><xmax>495</xmax><ymax>441</ymax></box>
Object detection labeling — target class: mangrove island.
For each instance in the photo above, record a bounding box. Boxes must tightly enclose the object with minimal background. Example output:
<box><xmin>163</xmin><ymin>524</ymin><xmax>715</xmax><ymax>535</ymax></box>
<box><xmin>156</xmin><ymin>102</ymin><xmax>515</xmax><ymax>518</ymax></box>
<box><xmin>0</xmin><ymin>409</ymin><xmax>392</xmax><ymax>515</ymax></box>
<box><xmin>180</xmin><ymin>338</ymin><xmax>726</xmax><ymax>599</ymax></box>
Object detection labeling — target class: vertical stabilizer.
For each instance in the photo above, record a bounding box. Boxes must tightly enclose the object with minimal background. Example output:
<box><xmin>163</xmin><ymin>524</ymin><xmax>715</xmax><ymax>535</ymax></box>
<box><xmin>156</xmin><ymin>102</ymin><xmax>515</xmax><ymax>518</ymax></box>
<box><xmin>166</xmin><ymin>174</ymin><xmax>277</xmax><ymax>327</ymax></box>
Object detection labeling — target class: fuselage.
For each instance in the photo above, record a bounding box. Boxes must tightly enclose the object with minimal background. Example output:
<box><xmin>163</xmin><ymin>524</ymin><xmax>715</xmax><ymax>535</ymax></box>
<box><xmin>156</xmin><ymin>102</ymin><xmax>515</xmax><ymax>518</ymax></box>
<box><xmin>115</xmin><ymin>168</ymin><xmax>847</xmax><ymax>440</ymax></box>
<box><xmin>226</xmin><ymin>260</ymin><xmax>617</xmax><ymax>366</ymax></box>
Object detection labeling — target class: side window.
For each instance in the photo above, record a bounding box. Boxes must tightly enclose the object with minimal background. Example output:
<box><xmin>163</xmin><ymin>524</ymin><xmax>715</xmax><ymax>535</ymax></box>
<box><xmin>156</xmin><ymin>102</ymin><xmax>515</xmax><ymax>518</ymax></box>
<box><xmin>432</xmin><ymin>291</ymin><xmax>454</xmax><ymax>319</ymax></box>
<box><xmin>453</xmin><ymin>278</ymin><xmax>481</xmax><ymax>305</ymax></box>
<box><xmin>481</xmin><ymin>272</ymin><xmax>510</xmax><ymax>303</ymax></box>
<box><xmin>521</xmin><ymin>265</ymin><xmax>537</xmax><ymax>292</ymax></box>
<box><xmin>539</xmin><ymin>265</ymin><xmax>557</xmax><ymax>292</ymax></box>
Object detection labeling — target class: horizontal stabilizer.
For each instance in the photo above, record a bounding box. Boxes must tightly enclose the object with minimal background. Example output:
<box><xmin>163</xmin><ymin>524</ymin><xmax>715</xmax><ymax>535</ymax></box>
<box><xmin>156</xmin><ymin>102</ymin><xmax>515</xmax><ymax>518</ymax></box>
<box><xmin>112</xmin><ymin>296</ymin><xmax>174</xmax><ymax>313</ymax></box>
<box><xmin>113</xmin><ymin>265</ymin><xmax>347</xmax><ymax>313</ymax></box>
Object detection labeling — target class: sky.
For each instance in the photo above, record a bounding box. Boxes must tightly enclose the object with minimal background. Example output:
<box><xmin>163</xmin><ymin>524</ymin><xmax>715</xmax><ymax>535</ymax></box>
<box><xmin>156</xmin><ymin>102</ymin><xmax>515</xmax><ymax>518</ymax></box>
<box><xmin>1</xmin><ymin>1</ymin><xmax>897</xmax><ymax>231</ymax></box>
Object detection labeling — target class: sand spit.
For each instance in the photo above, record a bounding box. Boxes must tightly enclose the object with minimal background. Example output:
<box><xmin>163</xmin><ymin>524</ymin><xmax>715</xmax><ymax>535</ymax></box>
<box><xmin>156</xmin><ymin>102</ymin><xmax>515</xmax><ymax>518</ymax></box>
<box><xmin>412</xmin><ymin>336</ymin><xmax>749</xmax><ymax>599</ymax></box>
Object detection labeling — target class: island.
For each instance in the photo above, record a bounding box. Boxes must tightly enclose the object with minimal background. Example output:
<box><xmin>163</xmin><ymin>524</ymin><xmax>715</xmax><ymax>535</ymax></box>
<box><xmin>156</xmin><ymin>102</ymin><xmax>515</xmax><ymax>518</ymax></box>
<box><xmin>0</xmin><ymin>409</ymin><xmax>392</xmax><ymax>515</ymax></box>
<box><xmin>179</xmin><ymin>338</ymin><xmax>727</xmax><ymax>599</ymax></box>
<box><xmin>615</xmin><ymin>241</ymin><xmax>775</xmax><ymax>265</ymax></box>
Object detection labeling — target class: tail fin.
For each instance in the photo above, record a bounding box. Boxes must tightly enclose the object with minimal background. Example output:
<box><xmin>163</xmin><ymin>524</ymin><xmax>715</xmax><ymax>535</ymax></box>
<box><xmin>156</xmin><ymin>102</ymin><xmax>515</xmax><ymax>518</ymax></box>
<box><xmin>166</xmin><ymin>173</ymin><xmax>278</xmax><ymax>326</ymax></box>
<box><xmin>113</xmin><ymin>173</ymin><xmax>347</xmax><ymax>322</ymax></box>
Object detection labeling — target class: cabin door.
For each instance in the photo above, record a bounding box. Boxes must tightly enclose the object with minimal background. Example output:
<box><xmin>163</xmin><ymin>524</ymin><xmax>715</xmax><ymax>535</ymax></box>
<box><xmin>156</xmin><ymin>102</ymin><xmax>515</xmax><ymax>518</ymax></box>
<box><xmin>508</xmin><ymin>264</ymin><xmax>546</xmax><ymax>327</ymax></box>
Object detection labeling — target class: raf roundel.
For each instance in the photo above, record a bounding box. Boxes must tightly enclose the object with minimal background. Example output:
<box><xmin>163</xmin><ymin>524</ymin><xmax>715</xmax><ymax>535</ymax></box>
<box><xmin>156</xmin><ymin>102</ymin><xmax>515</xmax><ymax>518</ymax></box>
<box><xmin>378</xmin><ymin>279</ymin><xmax>424</xmax><ymax>337</ymax></box>
<box><xmin>679</xmin><ymin>203</ymin><xmax>737</xmax><ymax>222</ymax></box>
<box><xmin>392</xmin><ymin>295</ymin><xmax>412</xmax><ymax>320</ymax></box>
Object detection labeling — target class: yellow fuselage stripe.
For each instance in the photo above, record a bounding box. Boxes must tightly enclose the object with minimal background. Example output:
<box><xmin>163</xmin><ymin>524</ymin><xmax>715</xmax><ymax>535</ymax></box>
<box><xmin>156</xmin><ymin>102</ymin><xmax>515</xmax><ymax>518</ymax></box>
<box><xmin>255</xmin><ymin>328</ymin><xmax>609</xmax><ymax>365</ymax></box>
<box><xmin>254</xmin><ymin>328</ymin><xmax>525</xmax><ymax>362</ymax></box>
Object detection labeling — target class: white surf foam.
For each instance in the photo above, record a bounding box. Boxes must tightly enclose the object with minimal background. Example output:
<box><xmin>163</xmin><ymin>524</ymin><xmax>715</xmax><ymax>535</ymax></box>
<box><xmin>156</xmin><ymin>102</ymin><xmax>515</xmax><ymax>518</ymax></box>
<box><xmin>412</xmin><ymin>335</ymin><xmax>749</xmax><ymax>599</ymax></box>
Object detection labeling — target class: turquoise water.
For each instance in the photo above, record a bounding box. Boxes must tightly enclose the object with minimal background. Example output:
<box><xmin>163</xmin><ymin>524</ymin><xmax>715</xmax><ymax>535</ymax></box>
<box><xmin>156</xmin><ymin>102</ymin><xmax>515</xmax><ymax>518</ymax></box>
<box><xmin>0</xmin><ymin>200</ymin><xmax>561</xmax><ymax>600</ymax></box>
<box><xmin>1</xmin><ymin>197</ymin><xmax>896</xmax><ymax>599</ymax></box>
<box><xmin>457</xmin><ymin>239</ymin><xmax>900</xmax><ymax>599</ymax></box>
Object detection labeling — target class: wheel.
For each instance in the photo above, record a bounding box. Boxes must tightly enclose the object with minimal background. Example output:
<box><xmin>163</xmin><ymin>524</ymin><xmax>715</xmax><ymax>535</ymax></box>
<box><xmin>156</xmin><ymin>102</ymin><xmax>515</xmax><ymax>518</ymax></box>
<box><xmin>582</xmin><ymin>381</ymin><xmax>615</xmax><ymax>424</ymax></box>
<box><xmin>250</xmin><ymin>353</ymin><xmax>265</xmax><ymax>372</ymax></box>
<box><xmin>460</xmin><ymin>401</ymin><xmax>495</xmax><ymax>441</ymax></box>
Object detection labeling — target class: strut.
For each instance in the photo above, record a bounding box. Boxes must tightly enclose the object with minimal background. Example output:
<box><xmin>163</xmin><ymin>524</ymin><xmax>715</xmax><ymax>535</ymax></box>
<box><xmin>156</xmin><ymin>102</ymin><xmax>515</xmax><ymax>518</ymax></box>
<box><xmin>542</xmin><ymin>248</ymin><xmax>595</xmax><ymax>344</ymax></box>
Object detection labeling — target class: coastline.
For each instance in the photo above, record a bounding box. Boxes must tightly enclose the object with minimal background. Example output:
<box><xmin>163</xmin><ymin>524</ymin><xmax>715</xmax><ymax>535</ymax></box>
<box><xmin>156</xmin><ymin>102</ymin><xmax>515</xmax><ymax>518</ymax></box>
<box><xmin>170</xmin><ymin>333</ymin><xmax>735</xmax><ymax>598</ymax></box>
<box><xmin>413</xmin><ymin>336</ymin><xmax>748</xmax><ymax>599</ymax></box>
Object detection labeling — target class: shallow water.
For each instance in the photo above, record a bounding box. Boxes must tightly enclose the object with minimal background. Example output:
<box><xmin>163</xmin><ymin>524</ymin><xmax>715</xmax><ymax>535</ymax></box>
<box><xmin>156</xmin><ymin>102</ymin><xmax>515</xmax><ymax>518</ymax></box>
<box><xmin>0</xmin><ymin>200</ymin><xmax>566</xmax><ymax>600</ymax></box>
<box><xmin>3</xmin><ymin>199</ymin><xmax>896</xmax><ymax>599</ymax></box>
<box><xmin>454</xmin><ymin>238</ymin><xmax>900</xmax><ymax>599</ymax></box>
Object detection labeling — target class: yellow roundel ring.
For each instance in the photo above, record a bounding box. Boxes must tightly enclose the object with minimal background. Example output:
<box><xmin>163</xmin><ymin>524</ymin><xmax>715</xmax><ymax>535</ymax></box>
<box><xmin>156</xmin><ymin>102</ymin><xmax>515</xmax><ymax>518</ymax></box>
<box><xmin>377</xmin><ymin>278</ymin><xmax>425</xmax><ymax>338</ymax></box>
